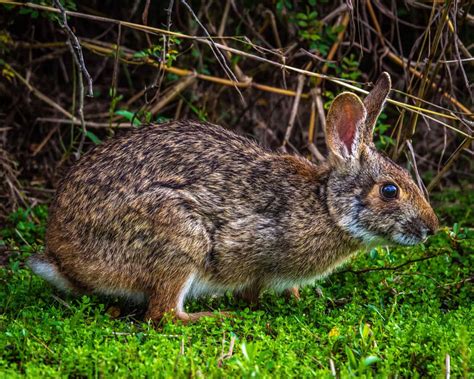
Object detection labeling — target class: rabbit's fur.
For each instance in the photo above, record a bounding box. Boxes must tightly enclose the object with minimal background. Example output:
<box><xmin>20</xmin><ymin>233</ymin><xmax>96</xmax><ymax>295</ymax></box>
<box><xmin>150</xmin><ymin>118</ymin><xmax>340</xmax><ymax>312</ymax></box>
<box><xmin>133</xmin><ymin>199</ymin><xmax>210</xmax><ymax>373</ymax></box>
<box><xmin>29</xmin><ymin>73</ymin><xmax>438</xmax><ymax>322</ymax></box>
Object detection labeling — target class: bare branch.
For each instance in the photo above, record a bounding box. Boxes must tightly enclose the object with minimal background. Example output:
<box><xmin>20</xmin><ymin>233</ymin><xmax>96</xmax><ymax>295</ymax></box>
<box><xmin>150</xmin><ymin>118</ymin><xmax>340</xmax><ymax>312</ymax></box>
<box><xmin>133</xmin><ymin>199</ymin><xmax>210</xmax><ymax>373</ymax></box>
<box><xmin>53</xmin><ymin>0</ymin><xmax>93</xmax><ymax>97</ymax></box>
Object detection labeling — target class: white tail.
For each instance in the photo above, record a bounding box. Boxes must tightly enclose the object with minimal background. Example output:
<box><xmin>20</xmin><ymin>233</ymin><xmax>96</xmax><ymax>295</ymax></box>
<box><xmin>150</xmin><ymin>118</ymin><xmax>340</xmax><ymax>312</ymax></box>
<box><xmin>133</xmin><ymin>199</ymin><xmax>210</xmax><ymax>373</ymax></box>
<box><xmin>28</xmin><ymin>255</ymin><xmax>73</xmax><ymax>292</ymax></box>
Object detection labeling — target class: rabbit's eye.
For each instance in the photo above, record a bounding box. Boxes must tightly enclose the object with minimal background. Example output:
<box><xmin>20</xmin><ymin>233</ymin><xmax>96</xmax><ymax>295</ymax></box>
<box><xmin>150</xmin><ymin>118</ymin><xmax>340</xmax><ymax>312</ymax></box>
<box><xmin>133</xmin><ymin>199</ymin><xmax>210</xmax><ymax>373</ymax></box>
<box><xmin>380</xmin><ymin>183</ymin><xmax>398</xmax><ymax>199</ymax></box>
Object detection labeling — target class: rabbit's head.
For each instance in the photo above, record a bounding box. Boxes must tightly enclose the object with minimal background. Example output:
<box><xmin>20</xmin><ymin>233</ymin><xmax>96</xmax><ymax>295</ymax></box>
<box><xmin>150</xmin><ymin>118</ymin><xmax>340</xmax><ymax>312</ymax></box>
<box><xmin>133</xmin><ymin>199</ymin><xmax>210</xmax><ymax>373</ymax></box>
<box><xmin>325</xmin><ymin>73</ymin><xmax>438</xmax><ymax>246</ymax></box>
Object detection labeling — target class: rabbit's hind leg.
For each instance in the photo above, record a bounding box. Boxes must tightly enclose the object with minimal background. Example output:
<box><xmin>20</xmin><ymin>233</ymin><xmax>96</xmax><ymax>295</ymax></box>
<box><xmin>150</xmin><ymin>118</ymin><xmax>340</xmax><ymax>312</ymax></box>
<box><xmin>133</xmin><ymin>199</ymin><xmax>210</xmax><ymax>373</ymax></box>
<box><xmin>145</xmin><ymin>271</ymin><xmax>227</xmax><ymax>324</ymax></box>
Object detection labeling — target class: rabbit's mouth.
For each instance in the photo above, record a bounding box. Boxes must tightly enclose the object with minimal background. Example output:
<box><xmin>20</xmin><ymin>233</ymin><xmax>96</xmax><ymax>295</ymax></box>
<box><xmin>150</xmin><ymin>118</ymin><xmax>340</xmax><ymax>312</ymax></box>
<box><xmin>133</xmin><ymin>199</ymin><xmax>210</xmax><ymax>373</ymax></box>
<box><xmin>389</xmin><ymin>217</ymin><xmax>433</xmax><ymax>246</ymax></box>
<box><xmin>392</xmin><ymin>232</ymin><xmax>425</xmax><ymax>246</ymax></box>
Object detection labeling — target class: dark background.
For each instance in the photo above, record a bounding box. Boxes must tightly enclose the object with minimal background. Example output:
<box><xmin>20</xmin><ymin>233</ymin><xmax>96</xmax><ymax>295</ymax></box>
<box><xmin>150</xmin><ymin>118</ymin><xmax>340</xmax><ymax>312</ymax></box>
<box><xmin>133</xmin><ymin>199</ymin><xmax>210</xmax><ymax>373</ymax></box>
<box><xmin>0</xmin><ymin>0</ymin><xmax>472</xmax><ymax>220</ymax></box>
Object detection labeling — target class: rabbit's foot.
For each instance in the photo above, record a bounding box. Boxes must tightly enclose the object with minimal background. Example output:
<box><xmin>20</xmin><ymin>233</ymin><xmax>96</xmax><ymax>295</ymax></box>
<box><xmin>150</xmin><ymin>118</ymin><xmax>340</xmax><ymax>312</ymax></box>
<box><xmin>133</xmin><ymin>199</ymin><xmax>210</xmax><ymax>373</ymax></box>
<box><xmin>284</xmin><ymin>286</ymin><xmax>300</xmax><ymax>301</ymax></box>
<box><xmin>175</xmin><ymin>311</ymin><xmax>232</xmax><ymax>323</ymax></box>
<box><xmin>145</xmin><ymin>271</ymin><xmax>233</xmax><ymax>324</ymax></box>
<box><xmin>175</xmin><ymin>311</ymin><xmax>217</xmax><ymax>323</ymax></box>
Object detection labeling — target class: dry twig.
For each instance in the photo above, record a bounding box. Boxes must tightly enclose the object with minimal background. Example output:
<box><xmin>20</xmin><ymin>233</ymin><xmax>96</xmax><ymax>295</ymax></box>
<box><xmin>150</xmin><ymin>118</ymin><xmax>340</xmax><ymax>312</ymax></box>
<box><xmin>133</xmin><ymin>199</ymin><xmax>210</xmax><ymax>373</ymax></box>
<box><xmin>282</xmin><ymin>74</ymin><xmax>306</xmax><ymax>149</ymax></box>
<box><xmin>217</xmin><ymin>334</ymin><xmax>236</xmax><ymax>367</ymax></box>
<box><xmin>53</xmin><ymin>0</ymin><xmax>92</xmax><ymax>157</ymax></box>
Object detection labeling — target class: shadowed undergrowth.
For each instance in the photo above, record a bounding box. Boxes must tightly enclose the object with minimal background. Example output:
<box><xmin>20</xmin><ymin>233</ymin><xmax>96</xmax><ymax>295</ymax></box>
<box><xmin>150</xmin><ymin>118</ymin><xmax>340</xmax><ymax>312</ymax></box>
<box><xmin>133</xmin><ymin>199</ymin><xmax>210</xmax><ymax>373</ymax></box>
<box><xmin>0</xmin><ymin>188</ymin><xmax>472</xmax><ymax>377</ymax></box>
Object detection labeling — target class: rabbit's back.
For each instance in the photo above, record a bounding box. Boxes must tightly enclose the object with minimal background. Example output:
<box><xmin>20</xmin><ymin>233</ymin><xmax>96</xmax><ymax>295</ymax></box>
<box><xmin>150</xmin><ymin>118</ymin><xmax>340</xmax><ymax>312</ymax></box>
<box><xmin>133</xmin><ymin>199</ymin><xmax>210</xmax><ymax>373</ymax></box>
<box><xmin>54</xmin><ymin>120</ymin><xmax>312</xmax><ymax>221</ymax></box>
<box><xmin>63</xmin><ymin>120</ymin><xmax>264</xmax><ymax>192</ymax></box>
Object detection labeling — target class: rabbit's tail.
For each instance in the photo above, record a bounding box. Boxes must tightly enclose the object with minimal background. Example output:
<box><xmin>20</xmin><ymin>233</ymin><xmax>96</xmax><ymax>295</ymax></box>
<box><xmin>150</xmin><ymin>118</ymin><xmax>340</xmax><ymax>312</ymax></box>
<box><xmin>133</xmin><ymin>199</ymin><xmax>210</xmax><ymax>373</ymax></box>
<box><xmin>28</xmin><ymin>254</ymin><xmax>74</xmax><ymax>292</ymax></box>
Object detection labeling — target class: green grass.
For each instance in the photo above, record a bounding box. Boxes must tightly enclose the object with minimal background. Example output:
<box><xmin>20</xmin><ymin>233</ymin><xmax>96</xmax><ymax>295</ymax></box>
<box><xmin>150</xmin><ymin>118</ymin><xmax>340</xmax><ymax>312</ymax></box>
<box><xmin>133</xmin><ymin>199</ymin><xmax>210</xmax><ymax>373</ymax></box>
<box><xmin>0</xmin><ymin>189</ymin><xmax>472</xmax><ymax>377</ymax></box>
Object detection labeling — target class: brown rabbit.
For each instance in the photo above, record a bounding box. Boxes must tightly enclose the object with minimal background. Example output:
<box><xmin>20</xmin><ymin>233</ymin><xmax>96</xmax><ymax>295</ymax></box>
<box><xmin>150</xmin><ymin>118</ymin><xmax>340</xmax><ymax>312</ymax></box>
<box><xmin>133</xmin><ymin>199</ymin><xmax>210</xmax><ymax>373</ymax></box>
<box><xmin>29</xmin><ymin>73</ymin><xmax>438</xmax><ymax>323</ymax></box>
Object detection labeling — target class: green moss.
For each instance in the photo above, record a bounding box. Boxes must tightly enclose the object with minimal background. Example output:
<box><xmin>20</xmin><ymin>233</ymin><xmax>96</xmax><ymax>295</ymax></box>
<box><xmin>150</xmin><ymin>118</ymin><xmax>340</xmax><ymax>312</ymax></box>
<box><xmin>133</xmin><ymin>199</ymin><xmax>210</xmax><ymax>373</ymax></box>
<box><xmin>0</xmin><ymin>190</ymin><xmax>472</xmax><ymax>377</ymax></box>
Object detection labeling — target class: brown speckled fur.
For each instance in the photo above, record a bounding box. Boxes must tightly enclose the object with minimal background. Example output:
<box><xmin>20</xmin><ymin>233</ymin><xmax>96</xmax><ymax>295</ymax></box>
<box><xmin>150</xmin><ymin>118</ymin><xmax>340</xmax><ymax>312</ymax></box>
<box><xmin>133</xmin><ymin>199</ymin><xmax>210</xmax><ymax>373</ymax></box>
<box><xmin>28</xmin><ymin>73</ymin><xmax>438</xmax><ymax>323</ymax></box>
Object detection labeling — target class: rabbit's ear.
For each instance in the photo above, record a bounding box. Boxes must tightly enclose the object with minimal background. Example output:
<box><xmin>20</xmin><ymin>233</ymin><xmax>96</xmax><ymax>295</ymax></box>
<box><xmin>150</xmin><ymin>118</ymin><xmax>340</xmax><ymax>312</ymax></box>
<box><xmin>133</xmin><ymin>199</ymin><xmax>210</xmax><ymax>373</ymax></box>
<box><xmin>363</xmin><ymin>72</ymin><xmax>391</xmax><ymax>143</ymax></box>
<box><xmin>326</xmin><ymin>92</ymin><xmax>367</xmax><ymax>161</ymax></box>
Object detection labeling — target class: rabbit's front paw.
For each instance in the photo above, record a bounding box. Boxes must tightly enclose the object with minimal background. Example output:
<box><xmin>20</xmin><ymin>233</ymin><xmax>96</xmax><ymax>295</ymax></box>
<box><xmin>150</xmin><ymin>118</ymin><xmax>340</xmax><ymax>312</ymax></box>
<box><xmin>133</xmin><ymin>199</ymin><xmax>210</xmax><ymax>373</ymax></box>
<box><xmin>284</xmin><ymin>286</ymin><xmax>300</xmax><ymax>302</ymax></box>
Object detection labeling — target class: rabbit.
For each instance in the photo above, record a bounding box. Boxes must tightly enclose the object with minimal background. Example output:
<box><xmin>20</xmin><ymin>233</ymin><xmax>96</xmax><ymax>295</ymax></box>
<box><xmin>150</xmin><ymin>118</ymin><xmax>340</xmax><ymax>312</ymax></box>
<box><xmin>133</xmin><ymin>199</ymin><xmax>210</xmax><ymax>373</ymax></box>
<box><xmin>28</xmin><ymin>72</ymin><xmax>439</xmax><ymax>323</ymax></box>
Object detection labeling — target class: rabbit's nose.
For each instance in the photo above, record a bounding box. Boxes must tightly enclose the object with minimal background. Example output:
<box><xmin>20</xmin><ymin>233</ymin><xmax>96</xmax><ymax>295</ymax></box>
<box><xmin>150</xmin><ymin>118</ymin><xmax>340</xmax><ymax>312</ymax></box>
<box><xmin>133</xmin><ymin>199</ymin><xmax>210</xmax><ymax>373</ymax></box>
<box><xmin>417</xmin><ymin>216</ymin><xmax>438</xmax><ymax>242</ymax></box>
<box><xmin>427</xmin><ymin>215</ymin><xmax>439</xmax><ymax>235</ymax></box>
<box><xmin>423</xmin><ymin>218</ymin><xmax>438</xmax><ymax>236</ymax></box>
<box><xmin>422</xmin><ymin>207</ymin><xmax>439</xmax><ymax>236</ymax></box>
<box><xmin>428</xmin><ymin>224</ymin><xmax>437</xmax><ymax>236</ymax></box>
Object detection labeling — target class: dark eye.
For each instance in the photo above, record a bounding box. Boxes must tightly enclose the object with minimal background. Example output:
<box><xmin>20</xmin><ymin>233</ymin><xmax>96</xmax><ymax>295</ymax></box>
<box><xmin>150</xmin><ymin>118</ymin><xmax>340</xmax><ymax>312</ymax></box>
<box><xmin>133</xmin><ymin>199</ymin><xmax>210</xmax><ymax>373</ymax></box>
<box><xmin>380</xmin><ymin>183</ymin><xmax>399</xmax><ymax>199</ymax></box>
